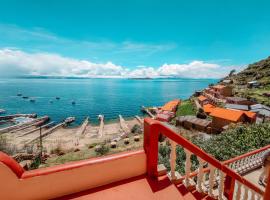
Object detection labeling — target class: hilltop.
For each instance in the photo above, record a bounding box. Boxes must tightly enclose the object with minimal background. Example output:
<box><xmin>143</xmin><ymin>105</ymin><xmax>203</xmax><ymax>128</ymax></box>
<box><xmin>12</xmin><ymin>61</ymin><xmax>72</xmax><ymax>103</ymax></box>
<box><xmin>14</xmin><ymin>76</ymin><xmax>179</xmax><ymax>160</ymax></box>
<box><xmin>232</xmin><ymin>56</ymin><xmax>270</xmax><ymax>86</ymax></box>
<box><xmin>224</xmin><ymin>56</ymin><xmax>270</xmax><ymax>106</ymax></box>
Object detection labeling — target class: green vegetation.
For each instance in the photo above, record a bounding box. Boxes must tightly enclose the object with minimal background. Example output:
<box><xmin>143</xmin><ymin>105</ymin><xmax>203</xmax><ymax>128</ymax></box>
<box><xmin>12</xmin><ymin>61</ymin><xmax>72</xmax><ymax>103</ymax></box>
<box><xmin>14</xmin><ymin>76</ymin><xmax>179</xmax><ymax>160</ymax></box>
<box><xmin>95</xmin><ymin>144</ymin><xmax>110</xmax><ymax>156</ymax></box>
<box><xmin>224</xmin><ymin>56</ymin><xmax>270</xmax><ymax>106</ymax></box>
<box><xmin>159</xmin><ymin>122</ymin><xmax>270</xmax><ymax>174</ymax></box>
<box><xmin>41</xmin><ymin>135</ymin><xmax>143</xmax><ymax>167</ymax></box>
<box><xmin>131</xmin><ymin>124</ymin><xmax>143</xmax><ymax>134</ymax></box>
<box><xmin>176</xmin><ymin>100</ymin><xmax>196</xmax><ymax>116</ymax></box>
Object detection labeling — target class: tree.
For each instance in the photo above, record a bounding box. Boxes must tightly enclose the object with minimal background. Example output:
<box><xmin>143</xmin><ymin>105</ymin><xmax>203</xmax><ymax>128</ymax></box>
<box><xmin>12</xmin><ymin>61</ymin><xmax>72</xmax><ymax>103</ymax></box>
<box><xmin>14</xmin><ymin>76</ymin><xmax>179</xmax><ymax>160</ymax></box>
<box><xmin>229</xmin><ymin>69</ymin><xmax>236</xmax><ymax>77</ymax></box>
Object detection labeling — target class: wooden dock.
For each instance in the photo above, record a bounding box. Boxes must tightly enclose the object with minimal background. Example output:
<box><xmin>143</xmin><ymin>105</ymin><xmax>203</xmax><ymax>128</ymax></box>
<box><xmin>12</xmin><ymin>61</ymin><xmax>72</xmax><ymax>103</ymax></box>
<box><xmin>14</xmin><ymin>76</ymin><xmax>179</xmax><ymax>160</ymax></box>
<box><xmin>119</xmin><ymin>115</ymin><xmax>130</xmax><ymax>135</ymax></box>
<box><xmin>97</xmin><ymin>115</ymin><xmax>104</xmax><ymax>139</ymax></box>
<box><xmin>18</xmin><ymin>121</ymin><xmax>55</xmax><ymax>137</ymax></box>
<box><xmin>0</xmin><ymin>113</ymin><xmax>37</xmax><ymax>121</ymax></box>
<box><xmin>0</xmin><ymin>116</ymin><xmax>48</xmax><ymax>134</ymax></box>
<box><xmin>141</xmin><ymin>106</ymin><xmax>155</xmax><ymax>118</ymax></box>
<box><xmin>10</xmin><ymin>116</ymin><xmax>49</xmax><ymax>133</ymax></box>
<box><xmin>26</xmin><ymin>117</ymin><xmax>75</xmax><ymax>144</ymax></box>
<box><xmin>75</xmin><ymin>117</ymin><xmax>89</xmax><ymax>136</ymax></box>
<box><xmin>135</xmin><ymin>115</ymin><xmax>144</xmax><ymax>125</ymax></box>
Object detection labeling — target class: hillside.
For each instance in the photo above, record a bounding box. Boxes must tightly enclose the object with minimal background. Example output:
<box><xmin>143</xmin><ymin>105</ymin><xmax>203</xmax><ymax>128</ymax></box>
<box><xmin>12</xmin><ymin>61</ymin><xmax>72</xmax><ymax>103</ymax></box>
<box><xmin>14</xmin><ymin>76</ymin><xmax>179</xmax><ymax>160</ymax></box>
<box><xmin>224</xmin><ymin>56</ymin><xmax>270</xmax><ymax>106</ymax></box>
<box><xmin>233</xmin><ymin>56</ymin><xmax>270</xmax><ymax>86</ymax></box>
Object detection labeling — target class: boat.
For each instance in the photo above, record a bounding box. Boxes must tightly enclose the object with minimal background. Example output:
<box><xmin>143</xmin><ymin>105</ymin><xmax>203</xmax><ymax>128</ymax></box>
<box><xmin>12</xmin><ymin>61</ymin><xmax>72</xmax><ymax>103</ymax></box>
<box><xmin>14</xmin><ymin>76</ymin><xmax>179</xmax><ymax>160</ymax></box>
<box><xmin>64</xmin><ymin>117</ymin><xmax>75</xmax><ymax>124</ymax></box>
<box><xmin>49</xmin><ymin>100</ymin><xmax>53</xmax><ymax>104</ymax></box>
<box><xmin>29</xmin><ymin>99</ymin><xmax>36</xmax><ymax>103</ymax></box>
<box><xmin>17</xmin><ymin>93</ymin><xmax>22</xmax><ymax>96</ymax></box>
<box><xmin>22</xmin><ymin>96</ymin><xmax>29</xmax><ymax>99</ymax></box>
<box><xmin>71</xmin><ymin>101</ymin><xmax>76</xmax><ymax>105</ymax></box>
<box><xmin>56</xmin><ymin>97</ymin><xmax>60</xmax><ymax>100</ymax></box>
<box><xmin>0</xmin><ymin>109</ymin><xmax>6</xmax><ymax>114</ymax></box>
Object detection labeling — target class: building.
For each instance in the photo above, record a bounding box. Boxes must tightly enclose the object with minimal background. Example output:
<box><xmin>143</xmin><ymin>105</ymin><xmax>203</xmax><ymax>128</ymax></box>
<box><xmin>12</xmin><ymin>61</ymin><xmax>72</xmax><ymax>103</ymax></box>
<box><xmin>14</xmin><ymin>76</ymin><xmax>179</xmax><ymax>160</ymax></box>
<box><xmin>197</xmin><ymin>95</ymin><xmax>209</xmax><ymax>106</ymax></box>
<box><xmin>248</xmin><ymin>81</ymin><xmax>260</xmax><ymax>88</ymax></box>
<box><xmin>222</xmin><ymin>79</ymin><xmax>233</xmax><ymax>84</ymax></box>
<box><xmin>176</xmin><ymin>115</ymin><xmax>212</xmax><ymax>133</ymax></box>
<box><xmin>250</xmin><ymin>104</ymin><xmax>270</xmax><ymax>118</ymax></box>
<box><xmin>226</xmin><ymin>96</ymin><xmax>254</xmax><ymax>105</ymax></box>
<box><xmin>212</xmin><ymin>85</ymin><xmax>233</xmax><ymax>97</ymax></box>
<box><xmin>225</xmin><ymin>103</ymin><xmax>249</xmax><ymax>111</ymax></box>
<box><xmin>203</xmin><ymin>103</ymin><xmax>216</xmax><ymax>114</ymax></box>
<box><xmin>210</xmin><ymin>108</ymin><xmax>256</xmax><ymax>132</ymax></box>
<box><xmin>0</xmin><ymin>118</ymin><xmax>269</xmax><ymax>199</ymax></box>
<box><xmin>156</xmin><ymin>99</ymin><xmax>180</xmax><ymax>122</ymax></box>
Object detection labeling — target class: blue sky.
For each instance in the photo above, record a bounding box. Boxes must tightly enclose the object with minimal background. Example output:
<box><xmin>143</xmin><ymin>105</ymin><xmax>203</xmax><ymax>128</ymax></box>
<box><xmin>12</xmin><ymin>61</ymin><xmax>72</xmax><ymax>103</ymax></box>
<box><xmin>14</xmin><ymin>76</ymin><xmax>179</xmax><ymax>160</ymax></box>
<box><xmin>0</xmin><ymin>0</ymin><xmax>270</xmax><ymax>78</ymax></box>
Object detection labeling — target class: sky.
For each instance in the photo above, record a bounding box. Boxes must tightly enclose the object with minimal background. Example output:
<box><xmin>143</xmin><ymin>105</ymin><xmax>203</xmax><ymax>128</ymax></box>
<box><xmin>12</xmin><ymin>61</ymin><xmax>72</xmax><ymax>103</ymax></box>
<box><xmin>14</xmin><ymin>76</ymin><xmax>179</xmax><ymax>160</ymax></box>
<box><xmin>0</xmin><ymin>0</ymin><xmax>270</xmax><ymax>78</ymax></box>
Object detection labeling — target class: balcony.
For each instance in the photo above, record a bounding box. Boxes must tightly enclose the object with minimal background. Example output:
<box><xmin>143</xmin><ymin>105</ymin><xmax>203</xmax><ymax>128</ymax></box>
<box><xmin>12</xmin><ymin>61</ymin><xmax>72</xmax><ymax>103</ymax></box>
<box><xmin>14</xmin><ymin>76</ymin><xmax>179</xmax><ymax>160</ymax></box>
<box><xmin>0</xmin><ymin>118</ymin><xmax>269</xmax><ymax>199</ymax></box>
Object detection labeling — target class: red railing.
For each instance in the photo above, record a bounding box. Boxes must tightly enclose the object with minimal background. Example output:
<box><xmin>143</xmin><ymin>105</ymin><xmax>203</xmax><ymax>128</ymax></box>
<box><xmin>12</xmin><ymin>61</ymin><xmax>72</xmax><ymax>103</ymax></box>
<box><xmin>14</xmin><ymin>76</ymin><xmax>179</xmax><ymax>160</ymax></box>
<box><xmin>144</xmin><ymin>118</ymin><xmax>266</xmax><ymax>199</ymax></box>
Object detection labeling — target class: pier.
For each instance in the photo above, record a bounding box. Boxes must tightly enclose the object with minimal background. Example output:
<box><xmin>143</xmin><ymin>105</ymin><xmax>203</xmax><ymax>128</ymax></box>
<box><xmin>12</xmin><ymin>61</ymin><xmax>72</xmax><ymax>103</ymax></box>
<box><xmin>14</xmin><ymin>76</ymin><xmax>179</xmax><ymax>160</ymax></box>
<box><xmin>26</xmin><ymin>117</ymin><xmax>75</xmax><ymax>144</ymax></box>
<box><xmin>0</xmin><ymin>113</ymin><xmax>37</xmax><ymax>121</ymax></box>
<box><xmin>141</xmin><ymin>106</ymin><xmax>155</xmax><ymax>118</ymax></box>
<box><xmin>0</xmin><ymin>116</ymin><xmax>48</xmax><ymax>134</ymax></box>
<box><xmin>10</xmin><ymin>116</ymin><xmax>50</xmax><ymax>133</ymax></box>
<box><xmin>18</xmin><ymin>121</ymin><xmax>55</xmax><ymax>137</ymax></box>
<box><xmin>97</xmin><ymin>115</ymin><xmax>104</xmax><ymax>138</ymax></box>
<box><xmin>135</xmin><ymin>115</ymin><xmax>143</xmax><ymax>125</ymax></box>
<box><xmin>75</xmin><ymin>117</ymin><xmax>89</xmax><ymax>136</ymax></box>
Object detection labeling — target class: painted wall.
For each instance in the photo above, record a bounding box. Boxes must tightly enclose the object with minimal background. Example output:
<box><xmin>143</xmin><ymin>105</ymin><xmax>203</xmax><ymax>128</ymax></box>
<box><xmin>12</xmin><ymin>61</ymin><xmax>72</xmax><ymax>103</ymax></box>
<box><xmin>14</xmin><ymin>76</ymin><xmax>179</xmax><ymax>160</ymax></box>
<box><xmin>0</xmin><ymin>150</ymin><xmax>146</xmax><ymax>200</ymax></box>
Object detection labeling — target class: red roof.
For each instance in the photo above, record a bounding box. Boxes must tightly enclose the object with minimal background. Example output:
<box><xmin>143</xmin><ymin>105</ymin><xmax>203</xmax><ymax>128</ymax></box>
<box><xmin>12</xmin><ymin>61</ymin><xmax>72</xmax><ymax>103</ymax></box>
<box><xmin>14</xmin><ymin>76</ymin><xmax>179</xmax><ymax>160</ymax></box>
<box><xmin>213</xmin><ymin>85</ymin><xmax>226</xmax><ymax>89</ymax></box>
<box><xmin>156</xmin><ymin>113</ymin><xmax>172</xmax><ymax>122</ymax></box>
<box><xmin>210</xmin><ymin>108</ymin><xmax>244</xmax><ymax>122</ymax></box>
<box><xmin>210</xmin><ymin>108</ymin><xmax>256</xmax><ymax>122</ymax></box>
<box><xmin>243</xmin><ymin>111</ymin><xmax>257</xmax><ymax>119</ymax></box>
<box><xmin>203</xmin><ymin>104</ymin><xmax>216</xmax><ymax>114</ymax></box>
<box><xmin>161</xmin><ymin>99</ymin><xmax>180</xmax><ymax>112</ymax></box>
<box><xmin>198</xmin><ymin>95</ymin><xmax>207</xmax><ymax>102</ymax></box>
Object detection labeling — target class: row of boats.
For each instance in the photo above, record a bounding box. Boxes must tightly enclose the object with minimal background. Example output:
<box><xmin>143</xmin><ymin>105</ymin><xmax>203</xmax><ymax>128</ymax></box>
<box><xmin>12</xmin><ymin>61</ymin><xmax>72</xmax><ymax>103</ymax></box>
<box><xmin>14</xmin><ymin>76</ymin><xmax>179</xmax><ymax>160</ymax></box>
<box><xmin>17</xmin><ymin>93</ymin><xmax>76</xmax><ymax>105</ymax></box>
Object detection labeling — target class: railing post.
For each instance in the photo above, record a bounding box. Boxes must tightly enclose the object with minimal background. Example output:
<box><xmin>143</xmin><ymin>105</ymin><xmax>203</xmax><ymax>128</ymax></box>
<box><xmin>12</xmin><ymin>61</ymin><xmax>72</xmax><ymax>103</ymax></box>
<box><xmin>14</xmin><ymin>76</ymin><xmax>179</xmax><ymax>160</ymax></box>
<box><xmin>196</xmin><ymin>157</ymin><xmax>204</xmax><ymax>193</ymax></box>
<box><xmin>144</xmin><ymin>118</ymin><xmax>159</xmax><ymax>178</ymax></box>
<box><xmin>224</xmin><ymin>175</ymin><xmax>235</xmax><ymax>200</ymax></box>
<box><xmin>184</xmin><ymin>149</ymin><xmax>192</xmax><ymax>187</ymax></box>
<box><xmin>169</xmin><ymin>140</ymin><xmax>177</xmax><ymax>180</ymax></box>
<box><xmin>208</xmin><ymin>164</ymin><xmax>216</xmax><ymax>197</ymax></box>
<box><xmin>264</xmin><ymin>167</ymin><xmax>270</xmax><ymax>200</ymax></box>
<box><xmin>218</xmin><ymin>170</ymin><xmax>225</xmax><ymax>200</ymax></box>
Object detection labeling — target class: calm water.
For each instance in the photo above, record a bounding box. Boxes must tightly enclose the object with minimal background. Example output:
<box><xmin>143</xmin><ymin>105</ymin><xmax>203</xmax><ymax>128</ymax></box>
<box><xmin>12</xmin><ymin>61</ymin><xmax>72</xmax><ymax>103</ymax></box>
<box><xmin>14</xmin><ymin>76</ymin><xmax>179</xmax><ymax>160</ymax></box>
<box><xmin>0</xmin><ymin>78</ymin><xmax>217</xmax><ymax>125</ymax></box>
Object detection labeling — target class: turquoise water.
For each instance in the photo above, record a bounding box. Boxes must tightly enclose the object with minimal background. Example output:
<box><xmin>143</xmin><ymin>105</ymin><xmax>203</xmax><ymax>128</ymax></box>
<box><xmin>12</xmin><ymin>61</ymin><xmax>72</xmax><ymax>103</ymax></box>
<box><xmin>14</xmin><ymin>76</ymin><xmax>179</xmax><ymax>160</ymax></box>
<box><xmin>0</xmin><ymin>78</ymin><xmax>217</xmax><ymax>125</ymax></box>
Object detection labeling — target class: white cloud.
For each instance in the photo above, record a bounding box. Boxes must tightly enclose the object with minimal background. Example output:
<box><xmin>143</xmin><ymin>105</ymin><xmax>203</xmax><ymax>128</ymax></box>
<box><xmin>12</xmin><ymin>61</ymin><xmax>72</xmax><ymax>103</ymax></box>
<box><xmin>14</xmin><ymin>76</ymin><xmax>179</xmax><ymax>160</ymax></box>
<box><xmin>0</xmin><ymin>48</ymin><xmax>239</xmax><ymax>79</ymax></box>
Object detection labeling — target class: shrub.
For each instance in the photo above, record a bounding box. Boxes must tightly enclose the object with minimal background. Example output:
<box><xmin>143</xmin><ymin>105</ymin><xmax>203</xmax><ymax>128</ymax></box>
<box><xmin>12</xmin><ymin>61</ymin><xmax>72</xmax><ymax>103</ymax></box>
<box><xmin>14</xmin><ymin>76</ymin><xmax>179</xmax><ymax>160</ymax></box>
<box><xmin>131</xmin><ymin>124</ymin><xmax>142</xmax><ymax>134</ymax></box>
<box><xmin>158</xmin><ymin>122</ymin><xmax>270</xmax><ymax>174</ymax></box>
<box><xmin>95</xmin><ymin>144</ymin><xmax>109</xmax><ymax>156</ymax></box>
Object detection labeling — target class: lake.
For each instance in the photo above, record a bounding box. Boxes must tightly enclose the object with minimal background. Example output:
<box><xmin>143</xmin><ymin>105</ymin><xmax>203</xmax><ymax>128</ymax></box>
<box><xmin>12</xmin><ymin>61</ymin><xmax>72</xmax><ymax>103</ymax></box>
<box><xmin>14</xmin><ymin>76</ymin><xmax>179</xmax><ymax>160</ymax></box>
<box><xmin>0</xmin><ymin>78</ymin><xmax>217</xmax><ymax>124</ymax></box>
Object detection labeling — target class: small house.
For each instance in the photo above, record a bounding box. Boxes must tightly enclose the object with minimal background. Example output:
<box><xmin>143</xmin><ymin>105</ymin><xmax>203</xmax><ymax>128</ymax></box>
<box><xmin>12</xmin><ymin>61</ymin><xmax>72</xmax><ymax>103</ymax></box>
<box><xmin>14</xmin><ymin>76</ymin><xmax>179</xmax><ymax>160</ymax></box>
<box><xmin>203</xmin><ymin>103</ymin><xmax>216</xmax><ymax>114</ymax></box>
<box><xmin>210</xmin><ymin>108</ymin><xmax>256</xmax><ymax>133</ymax></box>
<box><xmin>212</xmin><ymin>85</ymin><xmax>233</xmax><ymax>97</ymax></box>
<box><xmin>225</xmin><ymin>104</ymin><xmax>249</xmax><ymax>111</ymax></box>
<box><xmin>250</xmin><ymin>104</ymin><xmax>270</xmax><ymax>118</ymax></box>
<box><xmin>226</xmin><ymin>97</ymin><xmax>254</xmax><ymax>106</ymax></box>
<box><xmin>176</xmin><ymin>115</ymin><xmax>212</xmax><ymax>133</ymax></box>
<box><xmin>156</xmin><ymin>99</ymin><xmax>180</xmax><ymax>122</ymax></box>
<box><xmin>198</xmin><ymin>95</ymin><xmax>209</xmax><ymax>106</ymax></box>
<box><xmin>247</xmin><ymin>81</ymin><xmax>260</xmax><ymax>88</ymax></box>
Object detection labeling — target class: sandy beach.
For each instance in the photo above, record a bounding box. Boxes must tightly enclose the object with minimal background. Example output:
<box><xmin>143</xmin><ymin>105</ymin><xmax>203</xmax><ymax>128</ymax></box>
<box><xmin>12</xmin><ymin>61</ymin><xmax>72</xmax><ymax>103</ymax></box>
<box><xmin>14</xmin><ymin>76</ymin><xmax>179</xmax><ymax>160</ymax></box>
<box><xmin>3</xmin><ymin>117</ymin><xmax>143</xmax><ymax>154</ymax></box>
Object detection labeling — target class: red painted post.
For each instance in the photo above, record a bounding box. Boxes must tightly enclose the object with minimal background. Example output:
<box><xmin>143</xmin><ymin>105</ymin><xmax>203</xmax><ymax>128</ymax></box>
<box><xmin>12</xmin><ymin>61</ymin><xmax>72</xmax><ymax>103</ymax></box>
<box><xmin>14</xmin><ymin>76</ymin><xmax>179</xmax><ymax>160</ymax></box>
<box><xmin>264</xmin><ymin>168</ymin><xmax>270</xmax><ymax>200</ymax></box>
<box><xmin>223</xmin><ymin>175</ymin><xmax>235</xmax><ymax>200</ymax></box>
<box><xmin>144</xmin><ymin>118</ymin><xmax>159</xmax><ymax>178</ymax></box>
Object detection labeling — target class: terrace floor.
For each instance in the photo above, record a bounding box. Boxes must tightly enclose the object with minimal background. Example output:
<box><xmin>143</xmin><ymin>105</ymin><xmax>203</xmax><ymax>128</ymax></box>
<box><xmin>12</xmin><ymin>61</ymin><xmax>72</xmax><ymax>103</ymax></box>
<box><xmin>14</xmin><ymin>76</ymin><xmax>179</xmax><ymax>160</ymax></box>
<box><xmin>244</xmin><ymin>167</ymin><xmax>266</xmax><ymax>191</ymax></box>
<box><xmin>55</xmin><ymin>175</ymin><xmax>214</xmax><ymax>200</ymax></box>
